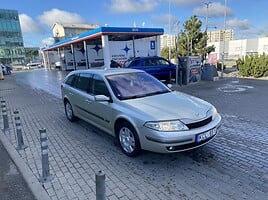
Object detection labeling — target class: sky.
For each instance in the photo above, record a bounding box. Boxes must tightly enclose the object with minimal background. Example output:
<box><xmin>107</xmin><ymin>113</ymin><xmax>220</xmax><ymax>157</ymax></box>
<box><xmin>2</xmin><ymin>0</ymin><xmax>268</xmax><ymax>47</ymax></box>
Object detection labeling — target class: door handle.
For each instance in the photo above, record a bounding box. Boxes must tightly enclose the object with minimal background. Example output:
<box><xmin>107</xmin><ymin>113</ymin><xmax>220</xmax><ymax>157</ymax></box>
<box><xmin>85</xmin><ymin>99</ymin><xmax>92</xmax><ymax>103</ymax></box>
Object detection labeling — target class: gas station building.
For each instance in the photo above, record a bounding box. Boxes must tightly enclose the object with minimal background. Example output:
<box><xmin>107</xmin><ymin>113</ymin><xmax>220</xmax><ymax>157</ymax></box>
<box><xmin>41</xmin><ymin>26</ymin><xmax>164</xmax><ymax>70</ymax></box>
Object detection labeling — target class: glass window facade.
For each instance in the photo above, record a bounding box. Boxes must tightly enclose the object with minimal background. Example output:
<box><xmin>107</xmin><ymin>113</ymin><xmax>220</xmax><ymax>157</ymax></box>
<box><xmin>0</xmin><ymin>9</ymin><xmax>25</xmax><ymax>65</ymax></box>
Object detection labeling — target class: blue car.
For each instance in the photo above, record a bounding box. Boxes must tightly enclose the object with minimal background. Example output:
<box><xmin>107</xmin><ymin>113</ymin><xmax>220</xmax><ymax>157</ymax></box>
<box><xmin>123</xmin><ymin>56</ymin><xmax>176</xmax><ymax>82</ymax></box>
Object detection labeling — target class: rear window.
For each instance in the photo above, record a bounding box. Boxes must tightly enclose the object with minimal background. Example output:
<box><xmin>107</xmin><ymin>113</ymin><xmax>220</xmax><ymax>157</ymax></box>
<box><xmin>156</xmin><ymin>58</ymin><xmax>170</xmax><ymax>66</ymax></box>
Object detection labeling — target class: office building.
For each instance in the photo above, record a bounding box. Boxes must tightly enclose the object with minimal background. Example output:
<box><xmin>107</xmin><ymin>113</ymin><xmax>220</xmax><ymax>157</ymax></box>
<box><xmin>0</xmin><ymin>8</ymin><xmax>25</xmax><ymax>65</ymax></box>
<box><xmin>207</xmin><ymin>29</ymin><xmax>234</xmax><ymax>42</ymax></box>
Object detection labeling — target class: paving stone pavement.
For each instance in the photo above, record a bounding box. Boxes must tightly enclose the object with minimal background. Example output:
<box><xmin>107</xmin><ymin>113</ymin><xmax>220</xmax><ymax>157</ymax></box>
<box><xmin>0</xmin><ymin>73</ymin><xmax>267</xmax><ymax>200</ymax></box>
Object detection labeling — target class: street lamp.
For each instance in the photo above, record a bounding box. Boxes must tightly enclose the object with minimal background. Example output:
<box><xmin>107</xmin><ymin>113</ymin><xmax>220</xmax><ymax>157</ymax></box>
<box><xmin>174</xmin><ymin>20</ymin><xmax>180</xmax><ymax>85</ymax></box>
<box><xmin>204</xmin><ymin>2</ymin><xmax>212</xmax><ymax>31</ymax></box>
<box><xmin>168</xmin><ymin>0</ymin><xmax>171</xmax><ymax>61</ymax></box>
<box><xmin>203</xmin><ymin>2</ymin><xmax>211</xmax><ymax>65</ymax></box>
<box><xmin>221</xmin><ymin>0</ymin><xmax>227</xmax><ymax>78</ymax></box>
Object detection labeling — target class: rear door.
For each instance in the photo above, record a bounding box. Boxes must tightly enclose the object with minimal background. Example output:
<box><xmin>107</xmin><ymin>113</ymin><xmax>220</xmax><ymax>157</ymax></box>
<box><xmin>71</xmin><ymin>73</ymin><xmax>94</xmax><ymax>120</ymax></box>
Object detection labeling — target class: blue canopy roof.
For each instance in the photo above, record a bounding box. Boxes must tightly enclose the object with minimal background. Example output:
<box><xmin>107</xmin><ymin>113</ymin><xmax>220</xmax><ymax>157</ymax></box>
<box><xmin>41</xmin><ymin>26</ymin><xmax>164</xmax><ymax>51</ymax></box>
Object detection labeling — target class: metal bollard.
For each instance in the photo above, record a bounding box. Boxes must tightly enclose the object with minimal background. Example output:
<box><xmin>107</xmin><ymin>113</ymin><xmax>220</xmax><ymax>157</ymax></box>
<box><xmin>1</xmin><ymin>100</ymin><xmax>9</xmax><ymax>130</ymax></box>
<box><xmin>14</xmin><ymin>110</ymin><xmax>28</xmax><ymax>150</ymax></box>
<box><xmin>38</xmin><ymin>128</ymin><xmax>54</xmax><ymax>183</ymax></box>
<box><xmin>179</xmin><ymin>69</ymin><xmax>183</xmax><ymax>86</ymax></box>
<box><xmin>96</xmin><ymin>170</ymin><xmax>106</xmax><ymax>200</ymax></box>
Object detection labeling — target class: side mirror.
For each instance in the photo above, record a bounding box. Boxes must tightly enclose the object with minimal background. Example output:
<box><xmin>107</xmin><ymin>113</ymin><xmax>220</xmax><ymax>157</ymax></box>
<box><xmin>94</xmin><ymin>95</ymin><xmax>111</xmax><ymax>102</ymax></box>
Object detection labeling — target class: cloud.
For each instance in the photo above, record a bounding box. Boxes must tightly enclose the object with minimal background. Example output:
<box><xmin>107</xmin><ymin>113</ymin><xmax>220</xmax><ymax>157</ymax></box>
<box><xmin>40</xmin><ymin>37</ymin><xmax>55</xmax><ymax>48</ymax></box>
<box><xmin>235</xmin><ymin>27</ymin><xmax>267</xmax><ymax>39</ymax></box>
<box><xmin>168</xmin><ymin>0</ymin><xmax>202</xmax><ymax>6</ymax></box>
<box><xmin>151</xmin><ymin>14</ymin><xmax>179</xmax><ymax>32</ymax></box>
<box><xmin>109</xmin><ymin>0</ymin><xmax>159</xmax><ymax>13</ymax></box>
<box><xmin>38</xmin><ymin>8</ymin><xmax>85</xmax><ymax>27</ymax></box>
<box><xmin>193</xmin><ymin>2</ymin><xmax>233</xmax><ymax>18</ymax></box>
<box><xmin>19</xmin><ymin>14</ymin><xmax>45</xmax><ymax>34</ymax></box>
<box><xmin>227</xmin><ymin>19</ymin><xmax>250</xmax><ymax>30</ymax></box>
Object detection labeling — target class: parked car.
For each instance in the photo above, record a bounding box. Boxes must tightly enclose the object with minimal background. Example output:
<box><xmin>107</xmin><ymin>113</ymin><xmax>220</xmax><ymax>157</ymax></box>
<box><xmin>123</xmin><ymin>56</ymin><xmax>176</xmax><ymax>83</ymax></box>
<box><xmin>1</xmin><ymin>63</ymin><xmax>12</xmax><ymax>75</ymax></box>
<box><xmin>55</xmin><ymin>61</ymin><xmax>61</xmax><ymax>70</ymax></box>
<box><xmin>61</xmin><ymin>68</ymin><xmax>221</xmax><ymax>157</ymax></box>
<box><xmin>25</xmin><ymin>62</ymin><xmax>42</xmax><ymax>69</ymax></box>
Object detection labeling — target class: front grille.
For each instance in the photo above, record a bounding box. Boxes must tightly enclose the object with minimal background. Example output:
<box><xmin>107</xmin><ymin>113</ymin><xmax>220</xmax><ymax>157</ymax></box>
<box><xmin>186</xmin><ymin>116</ymin><xmax>212</xmax><ymax>129</ymax></box>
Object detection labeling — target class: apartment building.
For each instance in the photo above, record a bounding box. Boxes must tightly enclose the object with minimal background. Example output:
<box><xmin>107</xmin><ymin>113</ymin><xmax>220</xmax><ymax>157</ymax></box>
<box><xmin>207</xmin><ymin>29</ymin><xmax>234</xmax><ymax>42</ymax></box>
<box><xmin>160</xmin><ymin>34</ymin><xmax>176</xmax><ymax>49</ymax></box>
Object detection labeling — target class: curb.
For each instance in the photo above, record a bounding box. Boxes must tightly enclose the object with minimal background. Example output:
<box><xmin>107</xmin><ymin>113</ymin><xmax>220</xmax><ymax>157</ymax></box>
<box><xmin>0</xmin><ymin>131</ymin><xmax>51</xmax><ymax>200</ymax></box>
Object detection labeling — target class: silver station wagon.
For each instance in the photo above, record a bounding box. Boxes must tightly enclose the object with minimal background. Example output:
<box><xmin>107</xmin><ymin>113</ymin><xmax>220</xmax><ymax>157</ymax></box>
<box><xmin>61</xmin><ymin>68</ymin><xmax>221</xmax><ymax>157</ymax></box>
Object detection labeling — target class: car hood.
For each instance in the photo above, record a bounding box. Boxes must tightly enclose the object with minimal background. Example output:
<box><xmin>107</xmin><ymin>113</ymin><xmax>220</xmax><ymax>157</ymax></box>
<box><xmin>125</xmin><ymin>91</ymin><xmax>212</xmax><ymax>122</ymax></box>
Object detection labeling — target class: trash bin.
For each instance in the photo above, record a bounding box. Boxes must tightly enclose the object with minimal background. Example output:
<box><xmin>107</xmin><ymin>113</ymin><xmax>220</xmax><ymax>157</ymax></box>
<box><xmin>201</xmin><ymin>64</ymin><xmax>218</xmax><ymax>81</ymax></box>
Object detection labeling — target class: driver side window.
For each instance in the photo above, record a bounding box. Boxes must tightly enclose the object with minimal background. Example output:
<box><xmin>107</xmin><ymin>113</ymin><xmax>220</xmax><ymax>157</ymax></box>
<box><xmin>91</xmin><ymin>74</ymin><xmax>110</xmax><ymax>97</ymax></box>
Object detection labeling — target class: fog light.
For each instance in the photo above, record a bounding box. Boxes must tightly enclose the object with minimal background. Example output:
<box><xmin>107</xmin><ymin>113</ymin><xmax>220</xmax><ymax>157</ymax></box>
<box><xmin>168</xmin><ymin>146</ymin><xmax>175</xmax><ymax>151</ymax></box>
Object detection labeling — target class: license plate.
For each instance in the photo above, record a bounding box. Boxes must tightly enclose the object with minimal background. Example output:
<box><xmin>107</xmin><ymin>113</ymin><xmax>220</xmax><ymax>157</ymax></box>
<box><xmin>196</xmin><ymin>128</ymin><xmax>217</xmax><ymax>143</ymax></box>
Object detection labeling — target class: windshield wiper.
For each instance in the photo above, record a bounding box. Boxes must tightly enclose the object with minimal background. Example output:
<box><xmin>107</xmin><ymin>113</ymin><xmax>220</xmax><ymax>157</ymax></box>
<box><xmin>145</xmin><ymin>90</ymin><xmax>170</xmax><ymax>96</ymax></box>
<box><xmin>123</xmin><ymin>90</ymin><xmax>170</xmax><ymax>100</ymax></box>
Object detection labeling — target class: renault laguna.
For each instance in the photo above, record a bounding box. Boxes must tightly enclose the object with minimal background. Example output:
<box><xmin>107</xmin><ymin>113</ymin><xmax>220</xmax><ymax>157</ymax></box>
<box><xmin>61</xmin><ymin>68</ymin><xmax>221</xmax><ymax>157</ymax></box>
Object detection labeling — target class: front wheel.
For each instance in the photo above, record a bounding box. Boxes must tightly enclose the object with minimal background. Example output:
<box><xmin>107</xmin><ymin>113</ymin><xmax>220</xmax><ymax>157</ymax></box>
<box><xmin>64</xmin><ymin>100</ymin><xmax>77</xmax><ymax>122</ymax></box>
<box><xmin>116</xmin><ymin>122</ymin><xmax>141</xmax><ymax>157</ymax></box>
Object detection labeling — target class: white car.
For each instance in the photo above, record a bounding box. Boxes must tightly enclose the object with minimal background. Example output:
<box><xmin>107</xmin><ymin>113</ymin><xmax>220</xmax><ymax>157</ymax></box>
<box><xmin>61</xmin><ymin>68</ymin><xmax>221</xmax><ymax>157</ymax></box>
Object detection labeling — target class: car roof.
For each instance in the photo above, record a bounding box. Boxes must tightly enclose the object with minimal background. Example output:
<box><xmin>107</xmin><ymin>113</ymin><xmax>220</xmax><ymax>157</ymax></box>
<box><xmin>67</xmin><ymin>67</ymin><xmax>144</xmax><ymax>77</ymax></box>
<box><xmin>129</xmin><ymin>56</ymin><xmax>162</xmax><ymax>60</ymax></box>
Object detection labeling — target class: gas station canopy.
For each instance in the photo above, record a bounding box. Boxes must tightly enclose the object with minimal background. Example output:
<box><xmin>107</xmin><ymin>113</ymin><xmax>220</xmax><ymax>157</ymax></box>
<box><xmin>41</xmin><ymin>26</ymin><xmax>164</xmax><ymax>51</ymax></box>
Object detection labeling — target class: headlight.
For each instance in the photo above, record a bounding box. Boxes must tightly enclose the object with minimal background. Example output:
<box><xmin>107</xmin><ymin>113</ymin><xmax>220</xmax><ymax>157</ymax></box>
<box><xmin>207</xmin><ymin>106</ymin><xmax>218</xmax><ymax>120</ymax></box>
<box><xmin>144</xmin><ymin>120</ymin><xmax>189</xmax><ymax>132</ymax></box>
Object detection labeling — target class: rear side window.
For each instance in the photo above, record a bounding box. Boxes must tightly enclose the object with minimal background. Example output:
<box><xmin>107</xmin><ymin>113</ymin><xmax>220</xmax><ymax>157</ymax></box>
<box><xmin>76</xmin><ymin>73</ymin><xmax>92</xmax><ymax>92</ymax></box>
<box><xmin>65</xmin><ymin>74</ymin><xmax>77</xmax><ymax>86</ymax></box>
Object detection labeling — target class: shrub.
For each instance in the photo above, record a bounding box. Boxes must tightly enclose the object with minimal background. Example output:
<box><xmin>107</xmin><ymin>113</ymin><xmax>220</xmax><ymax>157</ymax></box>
<box><xmin>236</xmin><ymin>54</ymin><xmax>268</xmax><ymax>77</ymax></box>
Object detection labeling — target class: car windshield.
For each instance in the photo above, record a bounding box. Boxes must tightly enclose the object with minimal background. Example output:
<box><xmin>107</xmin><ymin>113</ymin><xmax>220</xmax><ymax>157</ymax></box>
<box><xmin>106</xmin><ymin>72</ymin><xmax>171</xmax><ymax>100</ymax></box>
<box><xmin>123</xmin><ymin>58</ymin><xmax>134</xmax><ymax>68</ymax></box>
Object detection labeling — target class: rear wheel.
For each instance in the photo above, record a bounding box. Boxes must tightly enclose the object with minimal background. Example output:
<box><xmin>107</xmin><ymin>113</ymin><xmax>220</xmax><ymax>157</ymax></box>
<box><xmin>64</xmin><ymin>100</ymin><xmax>77</xmax><ymax>122</ymax></box>
<box><xmin>116</xmin><ymin>122</ymin><xmax>141</xmax><ymax>157</ymax></box>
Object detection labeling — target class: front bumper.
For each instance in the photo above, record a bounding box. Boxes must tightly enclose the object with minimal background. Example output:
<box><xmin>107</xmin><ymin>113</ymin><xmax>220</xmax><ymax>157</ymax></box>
<box><xmin>139</xmin><ymin>114</ymin><xmax>222</xmax><ymax>153</ymax></box>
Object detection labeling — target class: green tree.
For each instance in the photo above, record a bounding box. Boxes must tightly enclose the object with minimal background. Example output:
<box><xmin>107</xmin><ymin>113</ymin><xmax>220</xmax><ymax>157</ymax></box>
<box><xmin>161</xmin><ymin>46</ymin><xmax>177</xmax><ymax>60</ymax></box>
<box><xmin>161</xmin><ymin>46</ymin><xmax>169</xmax><ymax>59</ymax></box>
<box><xmin>25</xmin><ymin>49</ymin><xmax>39</xmax><ymax>63</ymax></box>
<box><xmin>177</xmin><ymin>15</ymin><xmax>215</xmax><ymax>62</ymax></box>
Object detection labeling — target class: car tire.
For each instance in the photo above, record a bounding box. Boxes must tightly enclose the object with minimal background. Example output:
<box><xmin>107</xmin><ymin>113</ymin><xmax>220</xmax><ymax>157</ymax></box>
<box><xmin>64</xmin><ymin>100</ymin><xmax>77</xmax><ymax>122</ymax></box>
<box><xmin>116</xmin><ymin>122</ymin><xmax>141</xmax><ymax>157</ymax></box>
